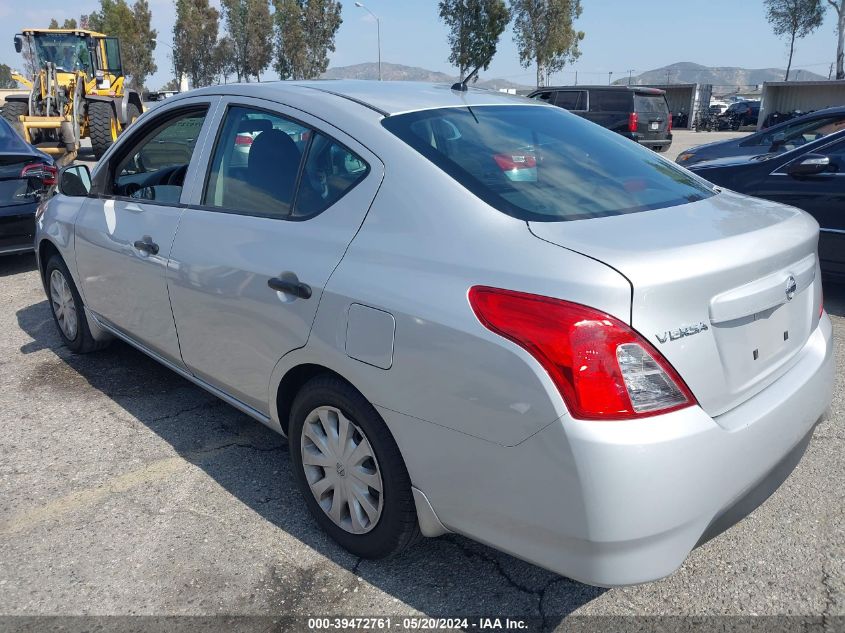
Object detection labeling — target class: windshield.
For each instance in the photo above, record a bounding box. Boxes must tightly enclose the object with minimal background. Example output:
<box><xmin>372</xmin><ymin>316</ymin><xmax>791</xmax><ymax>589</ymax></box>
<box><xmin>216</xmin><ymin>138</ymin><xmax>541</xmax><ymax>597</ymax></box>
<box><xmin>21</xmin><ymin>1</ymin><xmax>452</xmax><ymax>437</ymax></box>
<box><xmin>383</xmin><ymin>105</ymin><xmax>714</xmax><ymax>222</ymax></box>
<box><xmin>31</xmin><ymin>34</ymin><xmax>92</xmax><ymax>74</ymax></box>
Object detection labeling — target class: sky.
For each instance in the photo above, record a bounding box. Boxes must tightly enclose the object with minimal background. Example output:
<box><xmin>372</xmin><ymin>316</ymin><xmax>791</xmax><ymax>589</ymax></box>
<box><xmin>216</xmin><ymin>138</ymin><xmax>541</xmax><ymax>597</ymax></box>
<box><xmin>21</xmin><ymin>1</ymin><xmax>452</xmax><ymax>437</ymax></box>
<box><xmin>0</xmin><ymin>0</ymin><xmax>841</xmax><ymax>90</ymax></box>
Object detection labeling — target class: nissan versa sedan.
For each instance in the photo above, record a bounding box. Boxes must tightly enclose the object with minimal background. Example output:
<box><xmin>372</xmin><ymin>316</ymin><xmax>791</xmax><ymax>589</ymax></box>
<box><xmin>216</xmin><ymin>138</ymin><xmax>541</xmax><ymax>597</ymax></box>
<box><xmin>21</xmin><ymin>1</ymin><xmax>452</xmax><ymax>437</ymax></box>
<box><xmin>35</xmin><ymin>81</ymin><xmax>834</xmax><ymax>587</ymax></box>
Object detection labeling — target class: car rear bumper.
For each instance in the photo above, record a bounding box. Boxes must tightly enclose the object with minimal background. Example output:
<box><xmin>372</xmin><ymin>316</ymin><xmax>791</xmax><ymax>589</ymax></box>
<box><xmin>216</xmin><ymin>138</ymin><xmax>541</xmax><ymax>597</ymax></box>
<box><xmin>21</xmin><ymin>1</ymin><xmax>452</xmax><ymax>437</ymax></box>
<box><xmin>635</xmin><ymin>136</ymin><xmax>672</xmax><ymax>149</ymax></box>
<box><xmin>390</xmin><ymin>315</ymin><xmax>834</xmax><ymax>586</ymax></box>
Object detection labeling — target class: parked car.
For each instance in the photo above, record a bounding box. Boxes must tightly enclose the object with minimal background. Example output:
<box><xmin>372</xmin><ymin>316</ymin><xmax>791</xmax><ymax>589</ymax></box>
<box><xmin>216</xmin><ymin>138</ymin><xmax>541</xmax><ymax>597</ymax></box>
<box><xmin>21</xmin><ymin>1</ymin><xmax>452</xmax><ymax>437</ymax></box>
<box><xmin>688</xmin><ymin>128</ymin><xmax>845</xmax><ymax>279</ymax></box>
<box><xmin>528</xmin><ymin>85</ymin><xmax>673</xmax><ymax>152</ymax></box>
<box><xmin>0</xmin><ymin>116</ymin><xmax>56</xmax><ymax>255</ymax></box>
<box><xmin>677</xmin><ymin>106</ymin><xmax>845</xmax><ymax>166</ymax></box>
<box><xmin>719</xmin><ymin>100</ymin><xmax>761</xmax><ymax>129</ymax></box>
<box><xmin>37</xmin><ymin>82</ymin><xmax>833</xmax><ymax>587</ymax></box>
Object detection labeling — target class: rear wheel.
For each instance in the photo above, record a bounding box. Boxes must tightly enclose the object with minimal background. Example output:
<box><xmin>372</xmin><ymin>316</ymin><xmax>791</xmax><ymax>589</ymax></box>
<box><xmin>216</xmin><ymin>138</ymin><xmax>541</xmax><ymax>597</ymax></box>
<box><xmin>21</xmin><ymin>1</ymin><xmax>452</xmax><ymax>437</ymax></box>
<box><xmin>88</xmin><ymin>101</ymin><xmax>119</xmax><ymax>159</ymax></box>
<box><xmin>45</xmin><ymin>255</ymin><xmax>109</xmax><ymax>354</ymax></box>
<box><xmin>1</xmin><ymin>100</ymin><xmax>27</xmax><ymax>137</ymax></box>
<box><xmin>289</xmin><ymin>375</ymin><xmax>421</xmax><ymax>559</ymax></box>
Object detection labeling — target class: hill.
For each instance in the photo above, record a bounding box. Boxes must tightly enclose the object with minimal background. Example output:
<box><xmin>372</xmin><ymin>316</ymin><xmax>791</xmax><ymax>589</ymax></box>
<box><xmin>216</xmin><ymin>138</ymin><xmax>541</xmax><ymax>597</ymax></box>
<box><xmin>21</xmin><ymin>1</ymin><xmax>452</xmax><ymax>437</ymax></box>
<box><xmin>321</xmin><ymin>62</ymin><xmax>529</xmax><ymax>90</ymax></box>
<box><xmin>615</xmin><ymin>62</ymin><xmax>827</xmax><ymax>87</ymax></box>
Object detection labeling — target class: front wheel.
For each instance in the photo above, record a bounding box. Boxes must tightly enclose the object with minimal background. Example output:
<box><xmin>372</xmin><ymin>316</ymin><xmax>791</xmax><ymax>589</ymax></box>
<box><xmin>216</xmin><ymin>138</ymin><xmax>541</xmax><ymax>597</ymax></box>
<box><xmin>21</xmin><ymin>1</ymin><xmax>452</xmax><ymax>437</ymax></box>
<box><xmin>45</xmin><ymin>255</ymin><xmax>109</xmax><ymax>354</ymax></box>
<box><xmin>289</xmin><ymin>375</ymin><xmax>421</xmax><ymax>559</ymax></box>
<box><xmin>88</xmin><ymin>100</ymin><xmax>119</xmax><ymax>159</ymax></box>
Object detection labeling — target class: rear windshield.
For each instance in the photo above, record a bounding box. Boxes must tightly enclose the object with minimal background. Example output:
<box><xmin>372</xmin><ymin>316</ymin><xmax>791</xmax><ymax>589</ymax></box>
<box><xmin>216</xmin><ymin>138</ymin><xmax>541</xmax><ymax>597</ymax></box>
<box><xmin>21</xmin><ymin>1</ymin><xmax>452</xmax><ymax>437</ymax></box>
<box><xmin>382</xmin><ymin>105</ymin><xmax>714</xmax><ymax>222</ymax></box>
<box><xmin>634</xmin><ymin>95</ymin><xmax>669</xmax><ymax>114</ymax></box>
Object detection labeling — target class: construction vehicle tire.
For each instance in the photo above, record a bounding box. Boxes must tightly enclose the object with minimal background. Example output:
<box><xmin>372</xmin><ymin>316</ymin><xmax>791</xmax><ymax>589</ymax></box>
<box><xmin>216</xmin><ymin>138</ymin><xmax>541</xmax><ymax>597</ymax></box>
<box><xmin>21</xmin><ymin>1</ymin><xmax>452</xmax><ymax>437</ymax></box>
<box><xmin>89</xmin><ymin>100</ymin><xmax>118</xmax><ymax>160</ymax></box>
<box><xmin>1</xmin><ymin>101</ymin><xmax>27</xmax><ymax>136</ymax></box>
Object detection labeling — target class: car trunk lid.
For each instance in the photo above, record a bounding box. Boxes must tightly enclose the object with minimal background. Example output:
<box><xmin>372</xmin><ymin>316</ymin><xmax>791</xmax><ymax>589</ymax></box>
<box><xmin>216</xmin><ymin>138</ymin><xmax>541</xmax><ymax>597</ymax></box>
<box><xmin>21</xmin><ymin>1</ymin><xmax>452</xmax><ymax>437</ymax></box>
<box><xmin>528</xmin><ymin>190</ymin><xmax>822</xmax><ymax>417</ymax></box>
<box><xmin>0</xmin><ymin>154</ymin><xmax>48</xmax><ymax>208</ymax></box>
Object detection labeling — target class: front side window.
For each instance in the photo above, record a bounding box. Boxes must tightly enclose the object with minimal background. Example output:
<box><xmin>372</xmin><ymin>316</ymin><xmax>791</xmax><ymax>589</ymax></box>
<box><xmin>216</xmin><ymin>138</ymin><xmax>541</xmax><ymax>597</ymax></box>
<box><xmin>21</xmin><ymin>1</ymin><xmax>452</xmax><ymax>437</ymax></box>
<box><xmin>383</xmin><ymin>105</ymin><xmax>715</xmax><ymax>222</ymax></box>
<box><xmin>112</xmin><ymin>108</ymin><xmax>208</xmax><ymax>203</ymax></box>
<box><xmin>752</xmin><ymin>116</ymin><xmax>845</xmax><ymax>150</ymax></box>
<box><xmin>554</xmin><ymin>91</ymin><xmax>586</xmax><ymax>110</ymax></box>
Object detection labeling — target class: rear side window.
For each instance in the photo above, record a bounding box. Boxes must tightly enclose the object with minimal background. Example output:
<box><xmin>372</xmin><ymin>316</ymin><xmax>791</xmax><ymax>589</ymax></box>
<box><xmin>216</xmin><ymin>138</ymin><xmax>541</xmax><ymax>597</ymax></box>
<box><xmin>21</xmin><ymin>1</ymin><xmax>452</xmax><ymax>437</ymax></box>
<box><xmin>203</xmin><ymin>105</ymin><xmax>368</xmax><ymax>219</ymax></box>
<box><xmin>383</xmin><ymin>105</ymin><xmax>714</xmax><ymax>223</ymax></box>
<box><xmin>554</xmin><ymin>90</ymin><xmax>587</xmax><ymax>110</ymax></box>
<box><xmin>293</xmin><ymin>133</ymin><xmax>369</xmax><ymax>218</ymax></box>
<box><xmin>634</xmin><ymin>95</ymin><xmax>668</xmax><ymax>114</ymax></box>
<box><xmin>588</xmin><ymin>91</ymin><xmax>632</xmax><ymax>112</ymax></box>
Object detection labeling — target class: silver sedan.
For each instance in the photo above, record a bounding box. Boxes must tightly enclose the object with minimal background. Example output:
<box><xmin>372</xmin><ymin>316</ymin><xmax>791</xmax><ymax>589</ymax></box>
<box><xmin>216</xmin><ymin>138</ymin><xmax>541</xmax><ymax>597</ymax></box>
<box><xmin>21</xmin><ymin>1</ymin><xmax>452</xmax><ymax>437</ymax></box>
<box><xmin>35</xmin><ymin>81</ymin><xmax>835</xmax><ymax>587</ymax></box>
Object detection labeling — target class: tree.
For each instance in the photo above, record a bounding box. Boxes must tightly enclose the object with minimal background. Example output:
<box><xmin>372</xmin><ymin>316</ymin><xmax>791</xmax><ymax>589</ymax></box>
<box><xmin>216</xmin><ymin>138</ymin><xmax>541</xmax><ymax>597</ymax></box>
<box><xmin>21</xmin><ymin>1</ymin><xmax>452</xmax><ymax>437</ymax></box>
<box><xmin>87</xmin><ymin>0</ymin><xmax>158</xmax><ymax>89</ymax></box>
<box><xmin>221</xmin><ymin>0</ymin><xmax>273</xmax><ymax>81</ymax></box>
<box><xmin>829</xmin><ymin>1</ymin><xmax>844</xmax><ymax>79</ymax></box>
<box><xmin>765</xmin><ymin>0</ymin><xmax>825</xmax><ymax>80</ymax></box>
<box><xmin>510</xmin><ymin>0</ymin><xmax>584</xmax><ymax>87</ymax></box>
<box><xmin>439</xmin><ymin>0</ymin><xmax>509</xmax><ymax>81</ymax></box>
<box><xmin>173</xmin><ymin>0</ymin><xmax>221</xmax><ymax>88</ymax></box>
<box><xmin>214</xmin><ymin>37</ymin><xmax>236</xmax><ymax>83</ymax></box>
<box><xmin>49</xmin><ymin>18</ymin><xmax>79</xmax><ymax>28</ymax></box>
<box><xmin>272</xmin><ymin>0</ymin><xmax>342</xmax><ymax>80</ymax></box>
<box><xmin>0</xmin><ymin>64</ymin><xmax>17</xmax><ymax>89</ymax></box>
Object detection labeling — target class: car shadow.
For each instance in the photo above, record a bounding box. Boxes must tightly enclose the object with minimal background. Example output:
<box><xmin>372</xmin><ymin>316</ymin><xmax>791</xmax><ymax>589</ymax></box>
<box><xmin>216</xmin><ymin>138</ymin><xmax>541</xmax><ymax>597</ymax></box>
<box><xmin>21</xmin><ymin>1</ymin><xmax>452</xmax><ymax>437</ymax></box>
<box><xmin>15</xmin><ymin>298</ymin><xmax>603</xmax><ymax>629</ymax></box>
<box><xmin>0</xmin><ymin>252</ymin><xmax>37</xmax><ymax>277</ymax></box>
<box><xmin>823</xmin><ymin>277</ymin><xmax>845</xmax><ymax>318</ymax></box>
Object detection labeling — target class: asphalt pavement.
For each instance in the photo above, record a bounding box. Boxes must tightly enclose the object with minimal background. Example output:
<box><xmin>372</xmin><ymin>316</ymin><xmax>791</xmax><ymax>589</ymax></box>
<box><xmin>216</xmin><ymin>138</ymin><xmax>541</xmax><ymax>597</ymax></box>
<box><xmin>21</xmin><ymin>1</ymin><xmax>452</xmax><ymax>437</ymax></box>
<box><xmin>0</xmin><ymin>130</ymin><xmax>842</xmax><ymax>632</ymax></box>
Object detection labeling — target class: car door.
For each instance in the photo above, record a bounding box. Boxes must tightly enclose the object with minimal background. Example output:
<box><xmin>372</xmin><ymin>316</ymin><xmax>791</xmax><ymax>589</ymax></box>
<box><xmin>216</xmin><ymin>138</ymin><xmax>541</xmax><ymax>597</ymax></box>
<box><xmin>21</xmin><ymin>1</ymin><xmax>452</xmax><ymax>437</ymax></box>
<box><xmin>167</xmin><ymin>98</ymin><xmax>384</xmax><ymax>414</ymax></box>
<box><xmin>752</xmin><ymin>135</ymin><xmax>845</xmax><ymax>277</ymax></box>
<box><xmin>74</xmin><ymin>100</ymin><xmax>219</xmax><ymax>366</ymax></box>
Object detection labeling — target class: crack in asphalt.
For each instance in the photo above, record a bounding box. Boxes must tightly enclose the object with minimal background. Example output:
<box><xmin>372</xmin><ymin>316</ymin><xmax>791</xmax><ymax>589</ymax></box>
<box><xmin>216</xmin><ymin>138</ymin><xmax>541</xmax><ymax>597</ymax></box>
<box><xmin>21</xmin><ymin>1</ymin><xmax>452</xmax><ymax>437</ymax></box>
<box><xmin>821</xmin><ymin>564</ymin><xmax>835</xmax><ymax>633</ymax></box>
<box><xmin>442</xmin><ymin>534</ymin><xmax>581</xmax><ymax>631</ymax></box>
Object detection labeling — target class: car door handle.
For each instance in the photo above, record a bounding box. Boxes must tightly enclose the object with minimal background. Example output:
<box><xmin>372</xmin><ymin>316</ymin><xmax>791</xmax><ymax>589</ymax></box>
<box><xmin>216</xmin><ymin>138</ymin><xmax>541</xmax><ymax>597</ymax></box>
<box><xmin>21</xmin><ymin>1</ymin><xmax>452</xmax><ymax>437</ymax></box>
<box><xmin>268</xmin><ymin>276</ymin><xmax>312</xmax><ymax>299</ymax></box>
<box><xmin>133</xmin><ymin>239</ymin><xmax>160</xmax><ymax>255</ymax></box>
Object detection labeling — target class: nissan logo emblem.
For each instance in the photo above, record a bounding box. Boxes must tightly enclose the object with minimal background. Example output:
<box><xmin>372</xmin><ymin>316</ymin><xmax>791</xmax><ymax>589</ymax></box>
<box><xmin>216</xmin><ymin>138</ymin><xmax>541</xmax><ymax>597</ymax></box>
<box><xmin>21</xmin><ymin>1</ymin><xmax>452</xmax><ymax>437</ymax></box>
<box><xmin>785</xmin><ymin>275</ymin><xmax>797</xmax><ymax>301</ymax></box>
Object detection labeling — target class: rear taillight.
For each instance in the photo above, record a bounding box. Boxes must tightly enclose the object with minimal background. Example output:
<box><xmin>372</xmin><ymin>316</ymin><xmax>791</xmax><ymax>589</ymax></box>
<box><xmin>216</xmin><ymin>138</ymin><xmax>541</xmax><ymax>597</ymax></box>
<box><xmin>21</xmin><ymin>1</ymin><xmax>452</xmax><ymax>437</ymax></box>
<box><xmin>668</xmin><ymin>113</ymin><xmax>673</xmax><ymax>132</ymax></box>
<box><xmin>628</xmin><ymin>112</ymin><xmax>638</xmax><ymax>133</ymax></box>
<box><xmin>468</xmin><ymin>286</ymin><xmax>696</xmax><ymax>420</ymax></box>
<box><xmin>21</xmin><ymin>163</ymin><xmax>57</xmax><ymax>187</ymax></box>
<box><xmin>234</xmin><ymin>134</ymin><xmax>253</xmax><ymax>146</ymax></box>
<box><xmin>493</xmin><ymin>153</ymin><xmax>537</xmax><ymax>171</ymax></box>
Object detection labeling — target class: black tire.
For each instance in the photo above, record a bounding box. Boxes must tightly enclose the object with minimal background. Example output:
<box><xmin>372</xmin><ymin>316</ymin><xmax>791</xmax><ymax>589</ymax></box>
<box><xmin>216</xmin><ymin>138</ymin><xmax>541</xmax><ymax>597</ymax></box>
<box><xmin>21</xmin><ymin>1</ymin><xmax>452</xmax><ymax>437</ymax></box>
<box><xmin>44</xmin><ymin>254</ymin><xmax>109</xmax><ymax>354</ymax></box>
<box><xmin>1</xmin><ymin>100</ymin><xmax>27</xmax><ymax>136</ymax></box>
<box><xmin>88</xmin><ymin>100</ymin><xmax>117</xmax><ymax>160</ymax></box>
<box><xmin>126</xmin><ymin>102</ymin><xmax>141</xmax><ymax>128</ymax></box>
<box><xmin>289</xmin><ymin>374</ymin><xmax>421</xmax><ymax>559</ymax></box>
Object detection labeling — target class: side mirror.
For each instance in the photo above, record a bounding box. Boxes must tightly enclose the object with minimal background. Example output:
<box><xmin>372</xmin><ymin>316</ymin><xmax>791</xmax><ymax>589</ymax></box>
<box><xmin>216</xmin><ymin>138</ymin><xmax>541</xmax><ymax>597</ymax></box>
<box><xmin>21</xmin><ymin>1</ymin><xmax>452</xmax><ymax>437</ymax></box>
<box><xmin>13</xmin><ymin>35</ymin><xmax>22</xmax><ymax>53</ymax></box>
<box><xmin>786</xmin><ymin>154</ymin><xmax>831</xmax><ymax>178</ymax></box>
<box><xmin>58</xmin><ymin>164</ymin><xmax>92</xmax><ymax>196</ymax></box>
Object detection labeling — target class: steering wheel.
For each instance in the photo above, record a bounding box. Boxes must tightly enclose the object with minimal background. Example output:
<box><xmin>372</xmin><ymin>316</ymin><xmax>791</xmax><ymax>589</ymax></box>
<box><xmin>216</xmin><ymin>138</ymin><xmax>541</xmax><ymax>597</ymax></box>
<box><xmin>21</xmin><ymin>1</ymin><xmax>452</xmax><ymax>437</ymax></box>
<box><xmin>124</xmin><ymin>182</ymin><xmax>141</xmax><ymax>198</ymax></box>
<box><xmin>165</xmin><ymin>164</ymin><xmax>188</xmax><ymax>187</ymax></box>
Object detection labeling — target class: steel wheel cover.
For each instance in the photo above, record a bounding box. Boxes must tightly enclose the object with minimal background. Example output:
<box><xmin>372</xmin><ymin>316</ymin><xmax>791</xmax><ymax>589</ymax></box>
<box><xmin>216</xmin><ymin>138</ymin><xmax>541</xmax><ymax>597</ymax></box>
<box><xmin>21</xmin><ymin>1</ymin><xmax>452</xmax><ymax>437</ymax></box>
<box><xmin>300</xmin><ymin>406</ymin><xmax>384</xmax><ymax>534</ymax></box>
<box><xmin>49</xmin><ymin>269</ymin><xmax>77</xmax><ymax>341</ymax></box>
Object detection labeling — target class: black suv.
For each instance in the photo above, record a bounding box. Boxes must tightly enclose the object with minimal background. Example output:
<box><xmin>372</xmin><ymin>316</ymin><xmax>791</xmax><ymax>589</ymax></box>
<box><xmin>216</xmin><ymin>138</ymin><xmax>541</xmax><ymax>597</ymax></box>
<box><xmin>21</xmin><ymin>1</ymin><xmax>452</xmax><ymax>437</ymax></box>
<box><xmin>528</xmin><ymin>86</ymin><xmax>673</xmax><ymax>152</ymax></box>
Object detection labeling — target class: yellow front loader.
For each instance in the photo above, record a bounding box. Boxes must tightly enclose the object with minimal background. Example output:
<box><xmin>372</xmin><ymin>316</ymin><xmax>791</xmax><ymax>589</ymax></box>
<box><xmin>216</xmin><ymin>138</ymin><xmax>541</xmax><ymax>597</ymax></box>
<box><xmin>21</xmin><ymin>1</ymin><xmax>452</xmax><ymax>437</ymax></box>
<box><xmin>2</xmin><ymin>29</ymin><xmax>144</xmax><ymax>163</ymax></box>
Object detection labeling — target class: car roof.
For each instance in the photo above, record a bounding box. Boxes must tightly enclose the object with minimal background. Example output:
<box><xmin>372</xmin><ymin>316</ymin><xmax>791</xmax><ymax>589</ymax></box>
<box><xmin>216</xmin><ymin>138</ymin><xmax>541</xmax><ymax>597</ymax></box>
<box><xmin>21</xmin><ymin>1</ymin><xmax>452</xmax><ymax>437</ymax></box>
<box><xmin>188</xmin><ymin>80</ymin><xmax>535</xmax><ymax>117</ymax></box>
<box><xmin>529</xmin><ymin>85</ymin><xmax>665</xmax><ymax>95</ymax></box>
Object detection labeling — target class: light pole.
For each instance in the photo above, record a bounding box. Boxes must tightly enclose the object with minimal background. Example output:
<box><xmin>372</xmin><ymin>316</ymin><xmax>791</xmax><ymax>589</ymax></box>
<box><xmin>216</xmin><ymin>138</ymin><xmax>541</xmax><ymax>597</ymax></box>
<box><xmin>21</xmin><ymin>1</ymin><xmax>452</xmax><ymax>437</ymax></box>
<box><xmin>355</xmin><ymin>2</ymin><xmax>381</xmax><ymax>81</ymax></box>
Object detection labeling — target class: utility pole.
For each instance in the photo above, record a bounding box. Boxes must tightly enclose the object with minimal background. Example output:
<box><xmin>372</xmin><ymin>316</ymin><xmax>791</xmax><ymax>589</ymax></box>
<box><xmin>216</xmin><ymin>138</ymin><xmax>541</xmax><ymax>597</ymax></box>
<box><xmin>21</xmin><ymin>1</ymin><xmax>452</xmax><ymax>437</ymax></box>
<box><xmin>666</xmin><ymin>69</ymin><xmax>671</xmax><ymax>85</ymax></box>
<box><xmin>574</xmin><ymin>70</ymin><xmax>578</xmax><ymax>85</ymax></box>
<box><xmin>627</xmin><ymin>69</ymin><xmax>634</xmax><ymax>85</ymax></box>
<box><xmin>830</xmin><ymin>62</ymin><xmax>835</xmax><ymax>80</ymax></box>
<box><xmin>608</xmin><ymin>71</ymin><xmax>613</xmax><ymax>85</ymax></box>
